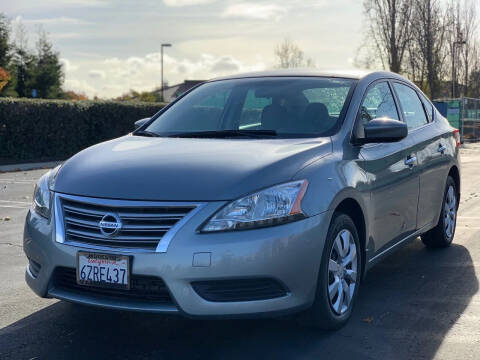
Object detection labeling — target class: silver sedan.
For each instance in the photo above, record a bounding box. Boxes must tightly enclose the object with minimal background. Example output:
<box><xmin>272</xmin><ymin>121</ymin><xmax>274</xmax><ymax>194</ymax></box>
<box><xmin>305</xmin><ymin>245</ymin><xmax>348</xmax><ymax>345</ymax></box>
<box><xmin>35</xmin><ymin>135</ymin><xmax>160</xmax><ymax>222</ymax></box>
<box><xmin>24</xmin><ymin>70</ymin><xmax>461</xmax><ymax>329</ymax></box>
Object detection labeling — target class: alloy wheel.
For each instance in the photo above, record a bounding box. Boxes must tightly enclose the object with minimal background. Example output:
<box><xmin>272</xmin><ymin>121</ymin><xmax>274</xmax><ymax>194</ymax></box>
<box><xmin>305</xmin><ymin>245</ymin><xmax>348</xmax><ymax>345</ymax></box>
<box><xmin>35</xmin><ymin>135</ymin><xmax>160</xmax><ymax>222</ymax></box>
<box><xmin>444</xmin><ymin>185</ymin><xmax>457</xmax><ymax>239</ymax></box>
<box><xmin>327</xmin><ymin>229</ymin><xmax>358</xmax><ymax>315</ymax></box>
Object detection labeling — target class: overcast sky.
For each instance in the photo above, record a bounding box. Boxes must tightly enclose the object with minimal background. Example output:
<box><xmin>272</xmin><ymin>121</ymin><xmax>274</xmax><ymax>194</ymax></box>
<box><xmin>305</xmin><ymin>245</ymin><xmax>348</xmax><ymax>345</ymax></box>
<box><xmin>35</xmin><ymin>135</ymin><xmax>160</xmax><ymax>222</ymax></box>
<box><xmin>4</xmin><ymin>0</ymin><xmax>363</xmax><ymax>98</ymax></box>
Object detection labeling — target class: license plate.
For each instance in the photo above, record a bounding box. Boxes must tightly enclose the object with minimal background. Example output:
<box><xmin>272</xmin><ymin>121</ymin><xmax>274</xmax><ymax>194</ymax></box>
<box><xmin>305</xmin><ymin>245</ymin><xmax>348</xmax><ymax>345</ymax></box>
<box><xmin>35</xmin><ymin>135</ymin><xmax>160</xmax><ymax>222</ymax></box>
<box><xmin>76</xmin><ymin>252</ymin><xmax>130</xmax><ymax>290</ymax></box>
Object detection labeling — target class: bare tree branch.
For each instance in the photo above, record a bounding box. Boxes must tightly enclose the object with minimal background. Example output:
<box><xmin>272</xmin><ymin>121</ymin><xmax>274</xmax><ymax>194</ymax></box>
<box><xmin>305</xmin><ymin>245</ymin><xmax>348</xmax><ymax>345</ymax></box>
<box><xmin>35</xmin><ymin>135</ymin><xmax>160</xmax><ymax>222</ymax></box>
<box><xmin>274</xmin><ymin>38</ymin><xmax>315</xmax><ymax>69</ymax></box>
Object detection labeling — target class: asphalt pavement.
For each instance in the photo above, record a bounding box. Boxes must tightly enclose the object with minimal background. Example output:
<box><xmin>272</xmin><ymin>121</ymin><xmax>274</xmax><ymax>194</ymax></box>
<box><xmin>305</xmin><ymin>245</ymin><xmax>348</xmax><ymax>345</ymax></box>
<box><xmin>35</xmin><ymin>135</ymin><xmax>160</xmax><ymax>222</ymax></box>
<box><xmin>1</xmin><ymin>144</ymin><xmax>480</xmax><ymax>360</ymax></box>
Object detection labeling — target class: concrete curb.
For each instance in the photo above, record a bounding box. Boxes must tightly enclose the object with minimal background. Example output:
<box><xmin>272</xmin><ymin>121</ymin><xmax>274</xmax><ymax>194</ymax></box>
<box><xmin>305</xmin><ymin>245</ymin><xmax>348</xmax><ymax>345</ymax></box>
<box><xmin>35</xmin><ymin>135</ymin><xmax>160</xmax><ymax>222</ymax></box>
<box><xmin>0</xmin><ymin>161</ymin><xmax>62</xmax><ymax>173</ymax></box>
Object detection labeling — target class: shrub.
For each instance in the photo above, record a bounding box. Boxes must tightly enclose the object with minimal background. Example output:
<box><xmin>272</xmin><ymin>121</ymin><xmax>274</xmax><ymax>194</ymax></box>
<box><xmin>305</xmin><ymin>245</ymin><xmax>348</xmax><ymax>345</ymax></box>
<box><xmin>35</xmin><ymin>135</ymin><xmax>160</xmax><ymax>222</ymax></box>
<box><xmin>0</xmin><ymin>67</ymin><xmax>10</xmax><ymax>91</ymax></box>
<box><xmin>0</xmin><ymin>98</ymin><xmax>165</xmax><ymax>165</ymax></box>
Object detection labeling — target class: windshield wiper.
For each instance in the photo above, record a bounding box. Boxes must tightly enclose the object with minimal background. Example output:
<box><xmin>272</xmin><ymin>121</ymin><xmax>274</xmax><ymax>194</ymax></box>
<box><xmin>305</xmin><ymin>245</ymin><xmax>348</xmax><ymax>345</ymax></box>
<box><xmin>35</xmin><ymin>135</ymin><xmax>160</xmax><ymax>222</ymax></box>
<box><xmin>134</xmin><ymin>130</ymin><xmax>160</xmax><ymax>137</ymax></box>
<box><xmin>167</xmin><ymin>129</ymin><xmax>277</xmax><ymax>138</ymax></box>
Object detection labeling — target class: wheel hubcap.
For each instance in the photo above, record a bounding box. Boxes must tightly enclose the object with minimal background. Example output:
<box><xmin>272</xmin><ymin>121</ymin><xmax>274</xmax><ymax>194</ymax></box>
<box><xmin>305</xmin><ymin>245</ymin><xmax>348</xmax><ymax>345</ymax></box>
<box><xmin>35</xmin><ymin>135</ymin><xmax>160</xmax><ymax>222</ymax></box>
<box><xmin>328</xmin><ymin>229</ymin><xmax>358</xmax><ymax>315</ymax></box>
<box><xmin>444</xmin><ymin>185</ymin><xmax>457</xmax><ymax>239</ymax></box>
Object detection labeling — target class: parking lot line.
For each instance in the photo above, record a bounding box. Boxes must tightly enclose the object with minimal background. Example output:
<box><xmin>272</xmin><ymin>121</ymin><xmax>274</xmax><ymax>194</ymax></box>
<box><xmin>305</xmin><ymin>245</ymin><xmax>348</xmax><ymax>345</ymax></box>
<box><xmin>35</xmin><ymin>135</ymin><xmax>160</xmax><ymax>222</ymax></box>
<box><xmin>0</xmin><ymin>200</ymin><xmax>31</xmax><ymax>204</ymax></box>
<box><xmin>0</xmin><ymin>205</ymin><xmax>30</xmax><ymax>209</ymax></box>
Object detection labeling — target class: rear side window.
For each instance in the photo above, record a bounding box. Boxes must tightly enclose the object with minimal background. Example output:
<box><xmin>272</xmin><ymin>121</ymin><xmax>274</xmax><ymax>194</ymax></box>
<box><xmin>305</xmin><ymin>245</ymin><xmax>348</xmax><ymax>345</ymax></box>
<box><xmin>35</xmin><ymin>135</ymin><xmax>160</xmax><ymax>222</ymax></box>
<box><xmin>393</xmin><ymin>83</ymin><xmax>428</xmax><ymax>129</ymax></box>
<box><xmin>418</xmin><ymin>92</ymin><xmax>434</xmax><ymax>122</ymax></box>
<box><xmin>360</xmin><ymin>82</ymin><xmax>399</xmax><ymax>124</ymax></box>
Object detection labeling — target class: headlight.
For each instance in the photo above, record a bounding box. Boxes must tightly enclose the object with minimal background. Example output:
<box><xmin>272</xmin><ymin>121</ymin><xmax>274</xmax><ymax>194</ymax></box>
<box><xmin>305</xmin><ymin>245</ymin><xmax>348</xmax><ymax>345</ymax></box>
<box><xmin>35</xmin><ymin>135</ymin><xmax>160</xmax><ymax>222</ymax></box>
<box><xmin>32</xmin><ymin>165</ymin><xmax>61</xmax><ymax>219</ymax></box>
<box><xmin>201</xmin><ymin>180</ymin><xmax>309</xmax><ymax>232</ymax></box>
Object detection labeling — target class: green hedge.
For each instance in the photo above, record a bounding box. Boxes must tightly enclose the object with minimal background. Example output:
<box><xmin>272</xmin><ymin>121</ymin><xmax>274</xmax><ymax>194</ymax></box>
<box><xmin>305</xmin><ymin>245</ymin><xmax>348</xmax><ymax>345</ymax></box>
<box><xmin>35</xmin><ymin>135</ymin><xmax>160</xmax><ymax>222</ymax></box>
<box><xmin>0</xmin><ymin>98</ymin><xmax>165</xmax><ymax>165</ymax></box>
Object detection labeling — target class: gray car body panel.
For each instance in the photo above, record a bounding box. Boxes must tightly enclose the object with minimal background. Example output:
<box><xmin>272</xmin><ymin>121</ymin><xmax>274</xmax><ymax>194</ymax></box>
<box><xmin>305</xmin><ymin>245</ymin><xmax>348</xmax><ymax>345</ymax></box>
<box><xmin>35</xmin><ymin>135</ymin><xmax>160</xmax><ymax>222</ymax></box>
<box><xmin>24</xmin><ymin>70</ymin><xmax>460</xmax><ymax>317</ymax></box>
<box><xmin>54</xmin><ymin>136</ymin><xmax>332</xmax><ymax>204</ymax></box>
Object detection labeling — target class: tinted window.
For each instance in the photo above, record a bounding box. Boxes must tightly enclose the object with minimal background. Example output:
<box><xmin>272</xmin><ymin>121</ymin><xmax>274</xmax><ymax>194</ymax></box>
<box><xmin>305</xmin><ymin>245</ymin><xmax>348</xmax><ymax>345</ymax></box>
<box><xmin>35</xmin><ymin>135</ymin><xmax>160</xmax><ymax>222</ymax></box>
<box><xmin>418</xmin><ymin>92</ymin><xmax>434</xmax><ymax>122</ymax></box>
<box><xmin>393</xmin><ymin>83</ymin><xmax>428</xmax><ymax>129</ymax></box>
<box><xmin>145</xmin><ymin>77</ymin><xmax>356</xmax><ymax>137</ymax></box>
<box><xmin>360</xmin><ymin>82</ymin><xmax>399</xmax><ymax>124</ymax></box>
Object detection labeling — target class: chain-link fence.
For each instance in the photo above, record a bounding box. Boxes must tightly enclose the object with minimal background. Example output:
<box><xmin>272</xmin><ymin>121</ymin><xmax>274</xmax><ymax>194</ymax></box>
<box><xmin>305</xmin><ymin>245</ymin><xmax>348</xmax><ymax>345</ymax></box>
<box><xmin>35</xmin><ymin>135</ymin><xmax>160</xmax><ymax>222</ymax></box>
<box><xmin>433</xmin><ymin>98</ymin><xmax>480</xmax><ymax>143</ymax></box>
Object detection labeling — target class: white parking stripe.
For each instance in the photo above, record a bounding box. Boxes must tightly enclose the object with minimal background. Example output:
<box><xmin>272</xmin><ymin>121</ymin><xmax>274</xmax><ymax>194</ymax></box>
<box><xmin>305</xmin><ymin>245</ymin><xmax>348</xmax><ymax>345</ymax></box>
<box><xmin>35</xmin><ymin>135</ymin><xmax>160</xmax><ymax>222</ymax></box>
<box><xmin>0</xmin><ymin>200</ymin><xmax>31</xmax><ymax>204</ymax></box>
<box><xmin>0</xmin><ymin>181</ymin><xmax>36</xmax><ymax>185</ymax></box>
<box><xmin>0</xmin><ymin>179</ymin><xmax>36</xmax><ymax>181</ymax></box>
<box><xmin>0</xmin><ymin>205</ymin><xmax>29</xmax><ymax>209</ymax></box>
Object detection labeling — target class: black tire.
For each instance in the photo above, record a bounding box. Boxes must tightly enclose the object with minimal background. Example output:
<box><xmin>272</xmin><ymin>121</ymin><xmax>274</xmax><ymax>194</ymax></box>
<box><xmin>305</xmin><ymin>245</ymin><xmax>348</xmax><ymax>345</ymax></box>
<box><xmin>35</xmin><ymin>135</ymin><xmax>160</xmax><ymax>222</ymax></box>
<box><xmin>422</xmin><ymin>176</ymin><xmax>458</xmax><ymax>248</ymax></box>
<box><xmin>300</xmin><ymin>212</ymin><xmax>362</xmax><ymax>330</ymax></box>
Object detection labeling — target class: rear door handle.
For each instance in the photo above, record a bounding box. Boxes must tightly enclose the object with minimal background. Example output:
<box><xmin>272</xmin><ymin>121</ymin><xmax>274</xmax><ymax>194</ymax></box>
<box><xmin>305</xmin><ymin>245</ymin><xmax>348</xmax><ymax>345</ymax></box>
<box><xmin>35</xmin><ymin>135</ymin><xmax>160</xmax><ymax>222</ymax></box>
<box><xmin>405</xmin><ymin>156</ymin><xmax>416</xmax><ymax>166</ymax></box>
<box><xmin>438</xmin><ymin>144</ymin><xmax>446</xmax><ymax>153</ymax></box>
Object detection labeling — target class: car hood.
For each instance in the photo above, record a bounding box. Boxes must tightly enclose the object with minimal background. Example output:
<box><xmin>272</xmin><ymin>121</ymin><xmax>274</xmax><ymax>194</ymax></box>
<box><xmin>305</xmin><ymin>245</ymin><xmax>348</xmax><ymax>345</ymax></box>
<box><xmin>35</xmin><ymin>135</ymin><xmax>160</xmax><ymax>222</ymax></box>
<box><xmin>54</xmin><ymin>135</ymin><xmax>332</xmax><ymax>201</ymax></box>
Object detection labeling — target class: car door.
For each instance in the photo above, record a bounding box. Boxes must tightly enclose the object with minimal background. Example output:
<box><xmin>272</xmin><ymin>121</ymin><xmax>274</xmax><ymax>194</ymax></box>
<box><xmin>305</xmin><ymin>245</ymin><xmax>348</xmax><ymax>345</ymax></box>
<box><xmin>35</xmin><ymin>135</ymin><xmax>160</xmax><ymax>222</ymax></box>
<box><xmin>357</xmin><ymin>81</ymin><xmax>420</xmax><ymax>254</ymax></box>
<box><xmin>393</xmin><ymin>84</ymin><xmax>451</xmax><ymax>229</ymax></box>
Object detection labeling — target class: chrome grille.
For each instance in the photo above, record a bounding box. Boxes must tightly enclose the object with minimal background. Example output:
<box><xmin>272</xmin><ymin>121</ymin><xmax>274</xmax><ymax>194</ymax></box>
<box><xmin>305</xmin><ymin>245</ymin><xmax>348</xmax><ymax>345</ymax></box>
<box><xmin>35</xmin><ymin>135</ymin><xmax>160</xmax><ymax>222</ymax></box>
<box><xmin>57</xmin><ymin>195</ymin><xmax>198</xmax><ymax>251</ymax></box>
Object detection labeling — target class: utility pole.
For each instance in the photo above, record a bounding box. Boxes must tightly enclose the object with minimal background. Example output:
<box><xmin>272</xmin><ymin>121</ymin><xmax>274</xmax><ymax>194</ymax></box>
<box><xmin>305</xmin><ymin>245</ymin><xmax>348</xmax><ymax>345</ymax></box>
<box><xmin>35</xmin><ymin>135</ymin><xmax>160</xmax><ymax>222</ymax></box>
<box><xmin>161</xmin><ymin>43</ymin><xmax>172</xmax><ymax>102</ymax></box>
<box><xmin>452</xmin><ymin>37</ymin><xmax>466</xmax><ymax>98</ymax></box>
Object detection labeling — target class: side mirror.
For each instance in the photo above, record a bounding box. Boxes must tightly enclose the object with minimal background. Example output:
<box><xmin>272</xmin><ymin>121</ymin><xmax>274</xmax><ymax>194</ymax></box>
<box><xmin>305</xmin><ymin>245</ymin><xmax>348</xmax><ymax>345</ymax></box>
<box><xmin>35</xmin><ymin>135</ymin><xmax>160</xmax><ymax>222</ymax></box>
<box><xmin>359</xmin><ymin>117</ymin><xmax>408</xmax><ymax>144</ymax></box>
<box><xmin>134</xmin><ymin>117</ymin><xmax>150</xmax><ymax>130</ymax></box>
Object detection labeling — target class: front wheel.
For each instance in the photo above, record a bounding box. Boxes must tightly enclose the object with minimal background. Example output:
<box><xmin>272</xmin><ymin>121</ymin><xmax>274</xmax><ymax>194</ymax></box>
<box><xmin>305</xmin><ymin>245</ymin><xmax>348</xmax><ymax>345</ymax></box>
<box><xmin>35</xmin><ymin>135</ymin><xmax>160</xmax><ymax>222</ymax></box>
<box><xmin>301</xmin><ymin>213</ymin><xmax>362</xmax><ymax>330</ymax></box>
<box><xmin>421</xmin><ymin>176</ymin><xmax>458</xmax><ymax>248</ymax></box>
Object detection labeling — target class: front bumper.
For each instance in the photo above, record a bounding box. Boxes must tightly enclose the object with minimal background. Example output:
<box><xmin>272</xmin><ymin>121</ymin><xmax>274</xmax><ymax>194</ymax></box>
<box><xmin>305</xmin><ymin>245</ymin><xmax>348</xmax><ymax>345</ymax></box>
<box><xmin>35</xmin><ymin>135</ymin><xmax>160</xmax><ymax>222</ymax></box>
<box><xmin>23</xmin><ymin>199</ymin><xmax>331</xmax><ymax>318</ymax></box>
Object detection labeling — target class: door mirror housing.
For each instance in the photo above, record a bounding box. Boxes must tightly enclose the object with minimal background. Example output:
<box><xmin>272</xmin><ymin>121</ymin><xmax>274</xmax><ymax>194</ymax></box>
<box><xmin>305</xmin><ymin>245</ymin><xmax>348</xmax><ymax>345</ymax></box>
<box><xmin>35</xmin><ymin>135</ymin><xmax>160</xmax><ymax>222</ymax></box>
<box><xmin>357</xmin><ymin>117</ymin><xmax>408</xmax><ymax>144</ymax></box>
<box><xmin>134</xmin><ymin>117</ymin><xmax>150</xmax><ymax>130</ymax></box>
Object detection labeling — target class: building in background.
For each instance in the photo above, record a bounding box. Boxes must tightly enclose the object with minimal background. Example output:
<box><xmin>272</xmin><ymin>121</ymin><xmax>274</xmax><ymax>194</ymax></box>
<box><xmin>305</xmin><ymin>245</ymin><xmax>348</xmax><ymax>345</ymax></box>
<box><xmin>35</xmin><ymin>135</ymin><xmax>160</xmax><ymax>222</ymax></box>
<box><xmin>155</xmin><ymin>80</ymin><xmax>205</xmax><ymax>103</ymax></box>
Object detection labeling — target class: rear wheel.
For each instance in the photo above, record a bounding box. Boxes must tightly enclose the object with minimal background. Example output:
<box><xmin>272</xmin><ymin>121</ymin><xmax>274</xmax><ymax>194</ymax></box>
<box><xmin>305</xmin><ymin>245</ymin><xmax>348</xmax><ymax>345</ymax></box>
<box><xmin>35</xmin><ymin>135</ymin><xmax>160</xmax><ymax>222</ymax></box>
<box><xmin>301</xmin><ymin>213</ymin><xmax>361</xmax><ymax>330</ymax></box>
<box><xmin>422</xmin><ymin>176</ymin><xmax>458</xmax><ymax>248</ymax></box>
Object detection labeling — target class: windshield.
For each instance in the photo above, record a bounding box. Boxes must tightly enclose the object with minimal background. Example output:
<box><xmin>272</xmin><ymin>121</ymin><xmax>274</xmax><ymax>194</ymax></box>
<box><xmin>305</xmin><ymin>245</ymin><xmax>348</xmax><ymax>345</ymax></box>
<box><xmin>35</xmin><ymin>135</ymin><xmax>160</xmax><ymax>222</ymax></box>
<box><xmin>144</xmin><ymin>77</ymin><xmax>356</xmax><ymax>138</ymax></box>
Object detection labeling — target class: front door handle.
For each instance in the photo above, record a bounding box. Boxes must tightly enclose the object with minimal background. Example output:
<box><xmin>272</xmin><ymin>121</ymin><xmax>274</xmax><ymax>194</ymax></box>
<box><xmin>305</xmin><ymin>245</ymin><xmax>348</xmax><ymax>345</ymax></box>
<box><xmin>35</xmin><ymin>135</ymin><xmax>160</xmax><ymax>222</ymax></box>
<box><xmin>405</xmin><ymin>156</ymin><xmax>416</xmax><ymax>167</ymax></box>
<box><xmin>438</xmin><ymin>144</ymin><xmax>447</xmax><ymax>153</ymax></box>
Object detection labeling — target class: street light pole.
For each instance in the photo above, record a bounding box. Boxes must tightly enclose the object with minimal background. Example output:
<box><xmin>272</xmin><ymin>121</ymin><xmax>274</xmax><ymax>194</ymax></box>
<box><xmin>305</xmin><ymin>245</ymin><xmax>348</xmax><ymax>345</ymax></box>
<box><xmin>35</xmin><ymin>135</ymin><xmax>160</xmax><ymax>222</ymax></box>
<box><xmin>161</xmin><ymin>43</ymin><xmax>172</xmax><ymax>102</ymax></box>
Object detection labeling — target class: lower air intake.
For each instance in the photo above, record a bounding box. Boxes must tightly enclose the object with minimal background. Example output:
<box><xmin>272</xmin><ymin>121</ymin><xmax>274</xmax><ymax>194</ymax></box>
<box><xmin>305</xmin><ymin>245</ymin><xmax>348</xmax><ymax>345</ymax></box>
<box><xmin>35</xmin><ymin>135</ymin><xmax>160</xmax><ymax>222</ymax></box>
<box><xmin>192</xmin><ymin>278</ymin><xmax>288</xmax><ymax>302</ymax></box>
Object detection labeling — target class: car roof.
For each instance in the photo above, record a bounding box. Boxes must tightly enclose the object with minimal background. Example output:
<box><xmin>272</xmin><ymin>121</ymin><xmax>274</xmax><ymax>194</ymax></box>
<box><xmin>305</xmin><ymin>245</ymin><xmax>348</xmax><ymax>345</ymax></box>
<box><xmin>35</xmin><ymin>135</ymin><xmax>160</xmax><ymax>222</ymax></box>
<box><xmin>209</xmin><ymin>69</ymin><xmax>407</xmax><ymax>82</ymax></box>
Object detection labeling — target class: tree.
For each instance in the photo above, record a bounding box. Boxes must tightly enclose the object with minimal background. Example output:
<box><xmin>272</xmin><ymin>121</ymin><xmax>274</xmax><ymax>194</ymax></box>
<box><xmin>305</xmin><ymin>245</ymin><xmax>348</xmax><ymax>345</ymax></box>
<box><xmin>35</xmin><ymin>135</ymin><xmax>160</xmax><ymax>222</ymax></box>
<box><xmin>11</xmin><ymin>21</ymin><xmax>34</xmax><ymax>97</ymax></box>
<box><xmin>0</xmin><ymin>13</ymin><xmax>11</xmax><ymax>68</ymax></box>
<box><xmin>454</xmin><ymin>0</ymin><xmax>478</xmax><ymax>97</ymax></box>
<box><xmin>115</xmin><ymin>89</ymin><xmax>159</xmax><ymax>102</ymax></box>
<box><xmin>0</xmin><ymin>66</ymin><xmax>10</xmax><ymax>91</ymax></box>
<box><xmin>274</xmin><ymin>38</ymin><xmax>315</xmax><ymax>68</ymax></box>
<box><xmin>469</xmin><ymin>68</ymin><xmax>480</xmax><ymax>97</ymax></box>
<box><xmin>62</xmin><ymin>90</ymin><xmax>88</xmax><ymax>101</ymax></box>
<box><xmin>362</xmin><ymin>0</ymin><xmax>412</xmax><ymax>73</ymax></box>
<box><xmin>0</xmin><ymin>15</ymin><xmax>67</xmax><ymax>99</ymax></box>
<box><xmin>467</xmin><ymin>40</ymin><xmax>480</xmax><ymax>97</ymax></box>
<box><xmin>31</xmin><ymin>29</ymin><xmax>63</xmax><ymax>98</ymax></box>
<box><xmin>0</xmin><ymin>13</ymin><xmax>16</xmax><ymax>96</ymax></box>
<box><xmin>359</xmin><ymin>0</ymin><xmax>479</xmax><ymax>99</ymax></box>
<box><xmin>409</xmin><ymin>0</ymin><xmax>450</xmax><ymax>98</ymax></box>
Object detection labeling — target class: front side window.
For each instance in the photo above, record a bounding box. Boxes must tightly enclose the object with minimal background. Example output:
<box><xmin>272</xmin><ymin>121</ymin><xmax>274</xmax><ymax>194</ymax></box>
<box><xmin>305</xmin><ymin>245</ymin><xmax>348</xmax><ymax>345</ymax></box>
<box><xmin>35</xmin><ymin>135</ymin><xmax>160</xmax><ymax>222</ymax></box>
<box><xmin>144</xmin><ymin>77</ymin><xmax>356</xmax><ymax>137</ymax></box>
<box><xmin>359</xmin><ymin>81</ymin><xmax>399</xmax><ymax>124</ymax></box>
<box><xmin>393</xmin><ymin>83</ymin><xmax>428</xmax><ymax>129</ymax></box>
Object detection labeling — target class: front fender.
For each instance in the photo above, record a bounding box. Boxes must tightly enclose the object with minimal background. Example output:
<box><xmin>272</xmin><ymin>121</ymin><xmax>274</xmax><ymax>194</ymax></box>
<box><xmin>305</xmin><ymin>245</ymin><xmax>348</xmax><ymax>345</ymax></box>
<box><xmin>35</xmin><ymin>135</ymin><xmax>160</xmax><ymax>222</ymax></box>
<box><xmin>294</xmin><ymin>153</ymin><xmax>369</xmax><ymax>215</ymax></box>
<box><xmin>293</xmin><ymin>152</ymin><xmax>374</xmax><ymax>260</ymax></box>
